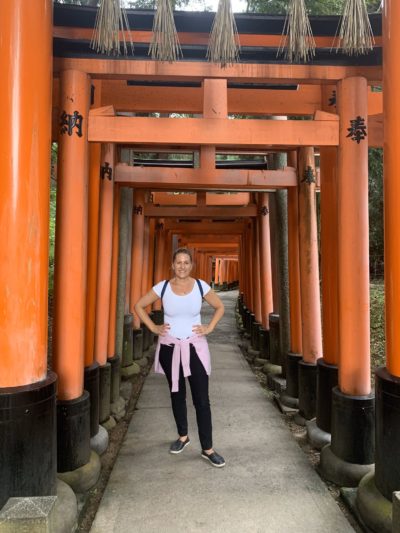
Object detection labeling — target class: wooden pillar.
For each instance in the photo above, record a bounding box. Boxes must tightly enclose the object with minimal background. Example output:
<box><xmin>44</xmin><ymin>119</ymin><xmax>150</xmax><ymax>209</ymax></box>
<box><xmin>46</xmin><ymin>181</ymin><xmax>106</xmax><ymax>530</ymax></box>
<box><xmin>258</xmin><ymin>193</ymin><xmax>273</xmax><ymax>329</ymax></box>
<box><xmin>147</xmin><ymin>218</ymin><xmax>156</xmax><ymax>293</ymax></box>
<box><xmin>85</xmin><ymin>80</ymin><xmax>102</xmax><ymax>370</ymax></box>
<box><xmin>141</xmin><ymin>217</ymin><xmax>150</xmax><ymax>297</ymax></box>
<box><xmin>371</xmin><ymin>0</ymin><xmax>400</xmax><ymax>507</ymax></box>
<box><xmin>320</xmin><ymin>78</ymin><xmax>374</xmax><ymax>487</ymax></box>
<box><xmin>315</xmin><ymin>88</ymin><xmax>340</xmax><ymax>436</ymax></box>
<box><xmin>153</xmin><ymin>220</ymin><xmax>166</xmax><ymax>310</ymax></box>
<box><xmin>108</xmin><ymin>185</ymin><xmax>120</xmax><ymax>358</ymax></box>
<box><xmin>130</xmin><ymin>189</ymin><xmax>145</xmax><ymax>327</ymax></box>
<box><xmin>298</xmin><ymin>148</ymin><xmax>322</xmax><ymax>364</ymax></box>
<box><xmin>0</xmin><ymin>0</ymin><xmax>52</xmax><ymax>387</ymax></box>
<box><xmin>320</xmin><ymin>87</ymin><xmax>339</xmax><ymax>367</ymax></box>
<box><xmin>52</xmin><ymin>69</ymin><xmax>93</xmax><ymax>472</ymax></box>
<box><xmin>53</xmin><ymin>70</ymin><xmax>90</xmax><ymax>401</ymax></box>
<box><xmin>296</xmin><ymin>147</ymin><xmax>322</xmax><ymax>421</ymax></box>
<box><xmin>94</xmin><ymin>144</ymin><xmax>115</xmax><ymax>366</ymax></box>
<box><xmin>337</xmin><ymin>78</ymin><xmax>370</xmax><ymax>395</ymax></box>
<box><xmin>383</xmin><ymin>1</ymin><xmax>400</xmax><ymax>379</ymax></box>
<box><xmin>287</xmin><ymin>152</ymin><xmax>302</xmax><ymax>354</ymax></box>
<box><xmin>85</xmin><ymin>143</ymin><xmax>101</xmax><ymax>368</ymax></box>
<box><xmin>253</xmin><ymin>220</ymin><xmax>262</xmax><ymax>323</ymax></box>
<box><xmin>0</xmin><ymin>0</ymin><xmax>56</xmax><ymax>507</ymax></box>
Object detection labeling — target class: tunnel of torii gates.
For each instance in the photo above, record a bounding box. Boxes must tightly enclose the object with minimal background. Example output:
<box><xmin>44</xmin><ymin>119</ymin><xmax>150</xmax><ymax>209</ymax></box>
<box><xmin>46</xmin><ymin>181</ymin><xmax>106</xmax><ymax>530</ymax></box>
<box><xmin>1</xmin><ymin>0</ymin><xmax>400</xmax><ymax>530</ymax></box>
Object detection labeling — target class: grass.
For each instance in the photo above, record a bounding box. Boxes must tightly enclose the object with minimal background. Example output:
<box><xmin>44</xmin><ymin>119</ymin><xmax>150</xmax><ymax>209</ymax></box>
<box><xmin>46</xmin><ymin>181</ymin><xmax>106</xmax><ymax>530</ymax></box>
<box><xmin>370</xmin><ymin>280</ymin><xmax>385</xmax><ymax>383</ymax></box>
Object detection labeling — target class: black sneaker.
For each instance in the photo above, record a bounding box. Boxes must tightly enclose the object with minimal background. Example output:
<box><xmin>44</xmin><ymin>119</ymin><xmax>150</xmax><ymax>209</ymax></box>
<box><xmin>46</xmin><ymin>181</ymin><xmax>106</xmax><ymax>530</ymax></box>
<box><xmin>169</xmin><ymin>437</ymin><xmax>190</xmax><ymax>454</ymax></box>
<box><xmin>201</xmin><ymin>450</ymin><xmax>226</xmax><ymax>468</ymax></box>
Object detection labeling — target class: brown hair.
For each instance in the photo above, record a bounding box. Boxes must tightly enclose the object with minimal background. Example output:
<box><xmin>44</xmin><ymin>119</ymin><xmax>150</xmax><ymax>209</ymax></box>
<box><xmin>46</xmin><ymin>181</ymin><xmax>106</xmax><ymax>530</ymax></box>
<box><xmin>172</xmin><ymin>247</ymin><xmax>193</xmax><ymax>263</ymax></box>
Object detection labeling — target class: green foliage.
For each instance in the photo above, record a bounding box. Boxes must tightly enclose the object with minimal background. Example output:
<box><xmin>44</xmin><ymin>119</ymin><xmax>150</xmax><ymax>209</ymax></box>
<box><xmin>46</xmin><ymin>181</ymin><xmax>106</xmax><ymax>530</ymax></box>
<box><xmin>49</xmin><ymin>144</ymin><xmax>58</xmax><ymax>294</ymax></box>
<box><xmin>246</xmin><ymin>0</ymin><xmax>381</xmax><ymax>15</ymax></box>
<box><xmin>370</xmin><ymin>281</ymin><xmax>385</xmax><ymax>375</ymax></box>
<box><xmin>368</xmin><ymin>148</ymin><xmax>383</xmax><ymax>278</ymax></box>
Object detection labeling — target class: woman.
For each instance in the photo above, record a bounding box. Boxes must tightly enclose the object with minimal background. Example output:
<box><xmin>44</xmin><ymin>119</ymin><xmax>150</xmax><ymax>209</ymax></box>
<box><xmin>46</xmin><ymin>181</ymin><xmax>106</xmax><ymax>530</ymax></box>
<box><xmin>135</xmin><ymin>247</ymin><xmax>225</xmax><ymax>467</ymax></box>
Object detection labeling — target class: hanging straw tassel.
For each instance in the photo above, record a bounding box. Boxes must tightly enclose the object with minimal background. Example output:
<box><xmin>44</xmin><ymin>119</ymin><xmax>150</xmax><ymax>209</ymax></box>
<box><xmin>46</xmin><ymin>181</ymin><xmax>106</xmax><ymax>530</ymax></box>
<box><xmin>149</xmin><ymin>0</ymin><xmax>182</xmax><ymax>62</ymax></box>
<box><xmin>278</xmin><ymin>0</ymin><xmax>315</xmax><ymax>63</ymax></box>
<box><xmin>90</xmin><ymin>0</ymin><xmax>133</xmax><ymax>56</ymax></box>
<box><xmin>207</xmin><ymin>0</ymin><xmax>240</xmax><ymax>68</ymax></box>
<box><xmin>335</xmin><ymin>0</ymin><xmax>374</xmax><ymax>55</ymax></box>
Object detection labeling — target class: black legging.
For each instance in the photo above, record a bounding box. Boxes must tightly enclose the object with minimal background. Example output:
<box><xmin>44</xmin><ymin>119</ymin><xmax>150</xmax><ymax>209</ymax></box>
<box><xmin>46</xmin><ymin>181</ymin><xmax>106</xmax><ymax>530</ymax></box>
<box><xmin>159</xmin><ymin>342</ymin><xmax>213</xmax><ymax>450</ymax></box>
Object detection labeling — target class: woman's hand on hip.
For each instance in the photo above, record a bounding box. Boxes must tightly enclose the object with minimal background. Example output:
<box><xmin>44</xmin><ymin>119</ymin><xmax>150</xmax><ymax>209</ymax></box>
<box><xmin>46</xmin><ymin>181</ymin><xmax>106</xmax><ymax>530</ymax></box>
<box><xmin>192</xmin><ymin>324</ymin><xmax>212</xmax><ymax>336</ymax></box>
<box><xmin>152</xmin><ymin>323</ymin><xmax>170</xmax><ymax>336</ymax></box>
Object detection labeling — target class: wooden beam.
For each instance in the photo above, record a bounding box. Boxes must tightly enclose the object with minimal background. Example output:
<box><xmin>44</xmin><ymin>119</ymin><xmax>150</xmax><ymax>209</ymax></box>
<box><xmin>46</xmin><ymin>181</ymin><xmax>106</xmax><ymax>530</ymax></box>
<box><xmin>181</xmin><ymin>235</ymin><xmax>241</xmax><ymax>243</ymax></box>
<box><xmin>165</xmin><ymin>221</ymin><xmax>246</xmax><ymax>233</ymax></box>
<box><xmin>54</xmin><ymin>58</ymin><xmax>382</xmax><ymax>84</ymax></box>
<box><xmin>53</xmin><ymin>80</ymin><xmax>382</xmax><ymax>117</ymax></box>
<box><xmin>89</xmin><ymin>116</ymin><xmax>339</xmax><ymax>147</ymax></box>
<box><xmin>144</xmin><ymin>204</ymin><xmax>257</xmax><ymax>217</ymax></box>
<box><xmin>53</xmin><ymin>26</ymin><xmax>382</xmax><ymax>49</ymax></box>
<box><xmin>151</xmin><ymin>192</ymin><xmax>250</xmax><ymax>205</ymax></box>
<box><xmin>115</xmin><ymin>165</ymin><xmax>297</xmax><ymax>190</ymax></box>
<box><xmin>99</xmin><ymin>81</ymin><xmax>321</xmax><ymax>115</ymax></box>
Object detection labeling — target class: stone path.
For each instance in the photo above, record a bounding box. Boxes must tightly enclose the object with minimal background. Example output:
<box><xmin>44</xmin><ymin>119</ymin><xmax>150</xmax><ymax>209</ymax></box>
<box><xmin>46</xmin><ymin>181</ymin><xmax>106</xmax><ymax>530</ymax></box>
<box><xmin>91</xmin><ymin>291</ymin><xmax>355</xmax><ymax>533</ymax></box>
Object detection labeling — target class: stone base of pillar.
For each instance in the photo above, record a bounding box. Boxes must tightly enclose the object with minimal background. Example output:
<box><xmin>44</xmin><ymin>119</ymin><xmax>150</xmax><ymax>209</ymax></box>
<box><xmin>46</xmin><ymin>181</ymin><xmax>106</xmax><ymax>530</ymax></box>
<box><xmin>57</xmin><ymin>391</ymin><xmax>91</xmax><ymax>473</ymax></box>
<box><xmin>54</xmin><ymin>479</ymin><xmax>78</xmax><ymax>533</ymax></box>
<box><xmin>267</xmin><ymin>373</ymin><xmax>286</xmax><ymax>394</ymax></box>
<box><xmin>90</xmin><ymin>425</ymin><xmax>109</xmax><ymax>456</ymax></box>
<box><xmin>251</xmin><ymin>321</ymin><xmax>261</xmax><ymax>351</ymax></box>
<box><xmin>0</xmin><ymin>479</ymin><xmax>78</xmax><ymax>533</ymax></box>
<box><xmin>319</xmin><ymin>444</ymin><xmax>373</xmax><ymax>488</ymax></box>
<box><xmin>108</xmin><ymin>355</ymin><xmax>121</xmax><ymax>404</ymax></box>
<box><xmin>120</xmin><ymin>361</ymin><xmax>141</xmax><ymax>378</ymax></box>
<box><xmin>57</xmin><ymin>450</ymin><xmax>101</xmax><ymax>494</ymax></box>
<box><xmin>298</xmin><ymin>360</ymin><xmax>317</xmax><ymax>421</ymax></box>
<box><xmin>84</xmin><ymin>362</ymin><xmax>99</xmax><ymax>438</ymax></box>
<box><xmin>132</xmin><ymin>328</ymin><xmax>143</xmax><ymax>360</ymax></box>
<box><xmin>102</xmin><ymin>415</ymin><xmax>117</xmax><ymax>431</ymax></box>
<box><xmin>122</xmin><ymin>313</ymin><xmax>134</xmax><ymax>368</ymax></box>
<box><xmin>111</xmin><ymin>396</ymin><xmax>126</xmax><ymax>421</ymax></box>
<box><xmin>285</xmin><ymin>352</ymin><xmax>302</xmax><ymax>399</ymax></box>
<box><xmin>356</xmin><ymin>472</ymin><xmax>392</xmax><ymax>533</ymax></box>
<box><xmin>262</xmin><ymin>361</ymin><xmax>281</xmax><ymax>378</ymax></box>
<box><xmin>279</xmin><ymin>392</ymin><xmax>299</xmax><ymax>409</ymax></box>
<box><xmin>268</xmin><ymin>313</ymin><xmax>280</xmax><ymax>366</ymax></box>
<box><xmin>375</xmin><ymin>367</ymin><xmax>400</xmax><ymax>500</ymax></box>
<box><xmin>247</xmin><ymin>347</ymin><xmax>260</xmax><ymax>361</ymax></box>
<box><xmin>316</xmin><ymin>358</ymin><xmax>338</xmax><ymax>434</ymax></box>
<box><xmin>393</xmin><ymin>491</ymin><xmax>400</xmax><ymax>533</ymax></box>
<box><xmin>99</xmin><ymin>363</ymin><xmax>111</xmax><ymax>424</ymax></box>
<box><xmin>259</xmin><ymin>328</ymin><xmax>269</xmax><ymax>358</ymax></box>
<box><xmin>319</xmin><ymin>387</ymin><xmax>374</xmax><ymax>486</ymax></box>
<box><xmin>0</xmin><ymin>372</ymin><xmax>57</xmax><ymax>510</ymax></box>
<box><xmin>306</xmin><ymin>418</ymin><xmax>331</xmax><ymax>450</ymax></box>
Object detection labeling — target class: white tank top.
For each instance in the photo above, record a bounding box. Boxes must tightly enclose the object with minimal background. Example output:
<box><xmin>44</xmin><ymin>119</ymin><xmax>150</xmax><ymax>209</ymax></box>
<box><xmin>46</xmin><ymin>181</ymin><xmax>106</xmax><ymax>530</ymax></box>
<box><xmin>153</xmin><ymin>279</ymin><xmax>211</xmax><ymax>339</ymax></box>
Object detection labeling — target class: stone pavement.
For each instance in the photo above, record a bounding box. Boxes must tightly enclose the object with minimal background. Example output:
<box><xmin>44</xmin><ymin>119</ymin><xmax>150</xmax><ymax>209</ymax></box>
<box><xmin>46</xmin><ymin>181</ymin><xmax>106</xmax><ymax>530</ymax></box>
<box><xmin>91</xmin><ymin>291</ymin><xmax>355</xmax><ymax>533</ymax></box>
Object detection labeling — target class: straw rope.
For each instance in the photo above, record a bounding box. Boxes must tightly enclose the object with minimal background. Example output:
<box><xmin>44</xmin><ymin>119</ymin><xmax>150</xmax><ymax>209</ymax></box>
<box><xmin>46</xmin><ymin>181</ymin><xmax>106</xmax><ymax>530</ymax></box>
<box><xmin>90</xmin><ymin>0</ymin><xmax>133</xmax><ymax>56</ymax></box>
<box><xmin>149</xmin><ymin>0</ymin><xmax>182</xmax><ymax>62</ymax></box>
<box><xmin>336</xmin><ymin>0</ymin><xmax>374</xmax><ymax>55</ymax></box>
<box><xmin>207</xmin><ymin>0</ymin><xmax>240</xmax><ymax>68</ymax></box>
<box><xmin>278</xmin><ymin>0</ymin><xmax>315</xmax><ymax>63</ymax></box>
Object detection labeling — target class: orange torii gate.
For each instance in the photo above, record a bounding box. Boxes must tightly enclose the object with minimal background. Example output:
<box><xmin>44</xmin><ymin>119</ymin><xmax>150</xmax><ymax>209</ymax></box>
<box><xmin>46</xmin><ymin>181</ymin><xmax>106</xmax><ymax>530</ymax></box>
<box><xmin>1</xmin><ymin>2</ymin><xmax>399</xmax><ymax>532</ymax></box>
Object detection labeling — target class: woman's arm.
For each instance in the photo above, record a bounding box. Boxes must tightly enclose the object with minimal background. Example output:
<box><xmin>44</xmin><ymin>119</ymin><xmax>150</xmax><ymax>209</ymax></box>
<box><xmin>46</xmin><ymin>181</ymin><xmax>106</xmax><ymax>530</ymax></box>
<box><xmin>134</xmin><ymin>290</ymin><xmax>170</xmax><ymax>336</ymax></box>
<box><xmin>192</xmin><ymin>290</ymin><xmax>224</xmax><ymax>336</ymax></box>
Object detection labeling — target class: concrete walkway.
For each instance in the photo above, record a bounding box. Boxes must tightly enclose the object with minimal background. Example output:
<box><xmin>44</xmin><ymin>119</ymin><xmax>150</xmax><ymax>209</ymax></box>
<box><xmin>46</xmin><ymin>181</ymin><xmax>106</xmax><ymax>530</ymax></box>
<box><xmin>91</xmin><ymin>291</ymin><xmax>355</xmax><ymax>533</ymax></box>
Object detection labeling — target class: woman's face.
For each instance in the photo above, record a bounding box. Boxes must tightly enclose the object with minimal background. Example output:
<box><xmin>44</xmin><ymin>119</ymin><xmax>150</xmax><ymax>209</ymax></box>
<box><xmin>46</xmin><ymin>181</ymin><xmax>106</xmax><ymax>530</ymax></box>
<box><xmin>173</xmin><ymin>253</ymin><xmax>193</xmax><ymax>278</ymax></box>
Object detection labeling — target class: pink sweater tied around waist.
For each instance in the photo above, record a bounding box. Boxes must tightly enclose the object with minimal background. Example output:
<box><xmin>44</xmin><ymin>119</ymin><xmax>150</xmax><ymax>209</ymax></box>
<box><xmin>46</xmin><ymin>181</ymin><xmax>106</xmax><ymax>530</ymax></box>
<box><xmin>154</xmin><ymin>333</ymin><xmax>211</xmax><ymax>392</ymax></box>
